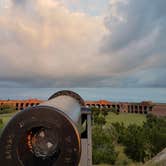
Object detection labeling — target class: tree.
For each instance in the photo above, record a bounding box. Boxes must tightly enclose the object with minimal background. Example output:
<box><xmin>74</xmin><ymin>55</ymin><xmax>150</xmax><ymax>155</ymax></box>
<box><xmin>120</xmin><ymin>115</ymin><xmax>166</xmax><ymax>162</ymax></box>
<box><xmin>144</xmin><ymin>114</ymin><xmax>166</xmax><ymax>156</ymax></box>
<box><xmin>111</xmin><ymin>107</ymin><xmax>119</xmax><ymax>115</ymax></box>
<box><xmin>101</xmin><ymin>108</ymin><xmax>109</xmax><ymax>117</ymax></box>
<box><xmin>111</xmin><ymin>122</ymin><xmax>126</xmax><ymax>143</ymax></box>
<box><xmin>92</xmin><ymin>125</ymin><xmax>117</xmax><ymax>164</ymax></box>
<box><xmin>94</xmin><ymin>114</ymin><xmax>106</xmax><ymax>126</ymax></box>
<box><xmin>91</xmin><ymin>107</ymin><xmax>107</xmax><ymax>126</ymax></box>
<box><xmin>123</xmin><ymin>124</ymin><xmax>147</xmax><ymax>162</ymax></box>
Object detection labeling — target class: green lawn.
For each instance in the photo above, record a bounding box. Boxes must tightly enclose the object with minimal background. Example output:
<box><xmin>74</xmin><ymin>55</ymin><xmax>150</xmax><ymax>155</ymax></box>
<box><xmin>0</xmin><ymin>112</ymin><xmax>17</xmax><ymax>132</ymax></box>
<box><xmin>106</xmin><ymin>112</ymin><xmax>146</xmax><ymax>126</ymax></box>
<box><xmin>0</xmin><ymin>112</ymin><xmax>17</xmax><ymax>123</ymax></box>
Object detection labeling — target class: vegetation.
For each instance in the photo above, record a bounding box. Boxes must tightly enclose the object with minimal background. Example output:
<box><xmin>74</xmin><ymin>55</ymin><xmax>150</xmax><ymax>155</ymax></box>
<box><xmin>0</xmin><ymin>112</ymin><xmax>17</xmax><ymax>133</ymax></box>
<box><xmin>117</xmin><ymin>114</ymin><xmax>166</xmax><ymax>163</ymax></box>
<box><xmin>0</xmin><ymin>104</ymin><xmax>17</xmax><ymax>114</ymax></box>
<box><xmin>0</xmin><ymin>107</ymin><xmax>165</xmax><ymax>166</ymax></box>
<box><xmin>106</xmin><ymin>112</ymin><xmax>146</xmax><ymax>126</ymax></box>
<box><xmin>92</xmin><ymin>125</ymin><xmax>117</xmax><ymax>164</ymax></box>
<box><xmin>0</xmin><ymin>118</ymin><xmax>3</xmax><ymax>125</ymax></box>
<box><xmin>92</xmin><ymin>107</ymin><xmax>117</xmax><ymax>164</ymax></box>
<box><xmin>91</xmin><ymin>107</ymin><xmax>166</xmax><ymax>166</ymax></box>
<box><xmin>0</xmin><ymin>104</ymin><xmax>17</xmax><ymax>133</ymax></box>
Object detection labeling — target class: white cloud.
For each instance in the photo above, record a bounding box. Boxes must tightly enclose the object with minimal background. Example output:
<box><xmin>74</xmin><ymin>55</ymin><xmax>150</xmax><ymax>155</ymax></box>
<box><xmin>0</xmin><ymin>0</ymin><xmax>109</xmax><ymax>87</ymax></box>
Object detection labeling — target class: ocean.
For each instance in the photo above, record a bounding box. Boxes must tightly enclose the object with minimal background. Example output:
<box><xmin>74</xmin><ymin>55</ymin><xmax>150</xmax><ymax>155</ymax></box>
<box><xmin>0</xmin><ymin>88</ymin><xmax>165</xmax><ymax>103</ymax></box>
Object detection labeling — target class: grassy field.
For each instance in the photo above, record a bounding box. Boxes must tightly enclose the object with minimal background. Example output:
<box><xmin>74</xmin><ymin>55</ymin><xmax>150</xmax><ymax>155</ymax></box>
<box><xmin>0</xmin><ymin>111</ymin><xmax>147</xmax><ymax>130</ymax></box>
<box><xmin>0</xmin><ymin>112</ymin><xmax>17</xmax><ymax>123</ymax></box>
<box><xmin>0</xmin><ymin>112</ymin><xmax>17</xmax><ymax>132</ymax></box>
<box><xmin>106</xmin><ymin>112</ymin><xmax>146</xmax><ymax>126</ymax></box>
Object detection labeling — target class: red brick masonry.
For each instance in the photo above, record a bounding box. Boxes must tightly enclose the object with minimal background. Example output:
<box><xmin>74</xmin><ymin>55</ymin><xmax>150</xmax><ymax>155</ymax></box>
<box><xmin>0</xmin><ymin>99</ymin><xmax>165</xmax><ymax>116</ymax></box>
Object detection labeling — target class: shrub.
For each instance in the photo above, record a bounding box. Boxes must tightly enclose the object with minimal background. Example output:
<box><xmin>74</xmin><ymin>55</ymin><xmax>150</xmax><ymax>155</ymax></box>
<box><xmin>111</xmin><ymin>122</ymin><xmax>126</xmax><ymax>143</ymax></box>
<box><xmin>92</xmin><ymin>125</ymin><xmax>117</xmax><ymax>164</ymax></box>
<box><xmin>120</xmin><ymin>115</ymin><xmax>166</xmax><ymax>162</ymax></box>
<box><xmin>0</xmin><ymin>119</ymin><xmax>3</xmax><ymax>125</ymax></box>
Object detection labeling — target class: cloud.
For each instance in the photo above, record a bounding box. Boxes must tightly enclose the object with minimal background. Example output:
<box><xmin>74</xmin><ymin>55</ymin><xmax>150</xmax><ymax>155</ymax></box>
<box><xmin>0</xmin><ymin>0</ymin><xmax>109</xmax><ymax>87</ymax></box>
<box><xmin>0</xmin><ymin>0</ymin><xmax>166</xmax><ymax>88</ymax></box>
<box><xmin>60</xmin><ymin>0</ymin><xmax>109</xmax><ymax>16</ymax></box>
<box><xmin>101</xmin><ymin>0</ymin><xmax>166</xmax><ymax>87</ymax></box>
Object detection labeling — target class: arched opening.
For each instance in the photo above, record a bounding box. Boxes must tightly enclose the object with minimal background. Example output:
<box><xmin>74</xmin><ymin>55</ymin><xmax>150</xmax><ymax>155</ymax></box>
<box><xmin>144</xmin><ymin>106</ymin><xmax>147</xmax><ymax>111</ymax></box>
<box><xmin>102</xmin><ymin>104</ymin><xmax>106</xmax><ymax>108</ymax></box>
<box><xmin>144</xmin><ymin>111</ymin><xmax>147</xmax><ymax>114</ymax></box>
<box><xmin>135</xmin><ymin>105</ymin><xmax>138</xmax><ymax>112</ymax></box>
<box><xmin>128</xmin><ymin>105</ymin><xmax>130</xmax><ymax>113</ymax></box>
<box><xmin>31</xmin><ymin>103</ymin><xmax>34</xmax><ymax>107</ymax></box>
<box><xmin>139</xmin><ymin>106</ymin><xmax>142</xmax><ymax>111</ymax></box>
<box><xmin>131</xmin><ymin>105</ymin><xmax>133</xmax><ymax>112</ymax></box>
<box><xmin>107</xmin><ymin>105</ymin><xmax>111</xmax><ymax>108</ymax></box>
<box><xmin>20</xmin><ymin>103</ymin><xmax>24</xmax><ymax>110</ymax></box>
<box><xmin>97</xmin><ymin>104</ymin><xmax>100</xmax><ymax>108</ymax></box>
<box><xmin>16</xmin><ymin>103</ymin><xmax>19</xmax><ymax>110</ymax></box>
<box><xmin>117</xmin><ymin>105</ymin><xmax>120</xmax><ymax>112</ymax></box>
<box><xmin>86</xmin><ymin>104</ymin><xmax>90</xmax><ymax>108</ymax></box>
<box><xmin>1</xmin><ymin>103</ymin><xmax>3</xmax><ymax>110</ymax></box>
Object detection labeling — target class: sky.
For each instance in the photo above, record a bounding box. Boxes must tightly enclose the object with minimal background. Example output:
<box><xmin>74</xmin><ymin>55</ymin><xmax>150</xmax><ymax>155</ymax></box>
<box><xmin>0</xmin><ymin>0</ymin><xmax>166</xmax><ymax>88</ymax></box>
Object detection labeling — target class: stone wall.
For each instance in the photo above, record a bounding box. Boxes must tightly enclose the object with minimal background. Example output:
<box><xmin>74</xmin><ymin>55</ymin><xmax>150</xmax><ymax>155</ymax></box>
<box><xmin>0</xmin><ymin>99</ymin><xmax>165</xmax><ymax>116</ymax></box>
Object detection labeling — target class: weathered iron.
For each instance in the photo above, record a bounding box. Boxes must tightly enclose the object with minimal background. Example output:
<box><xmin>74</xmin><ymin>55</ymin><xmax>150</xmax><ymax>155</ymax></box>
<box><xmin>0</xmin><ymin>90</ymin><xmax>92</xmax><ymax>166</ymax></box>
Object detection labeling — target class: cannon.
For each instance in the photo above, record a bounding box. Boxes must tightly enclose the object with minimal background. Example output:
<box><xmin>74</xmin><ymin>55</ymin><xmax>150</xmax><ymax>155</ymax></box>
<box><xmin>0</xmin><ymin>90</ymin><xmax>92</xmax><ymax>166</ymax></box>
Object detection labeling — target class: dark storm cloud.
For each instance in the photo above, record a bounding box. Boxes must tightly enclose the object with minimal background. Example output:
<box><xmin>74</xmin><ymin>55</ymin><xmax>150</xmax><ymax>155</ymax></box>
<box><xmin>12</xmin><ymin>0</ymin><xmax>26</xmax><ymax>5</ymax></box>
<box><xmin>0</xmin><ymin>75</ymin><xmax>110</xmax><ymax>88</ymax></box>
<box><xmin>104</xmin><ymin>0</ymin><xmax>166</xmax><ymax>52</ymax></box>
<box><xmin>101</xmin><ymin>0</ymin><xmax>166</xmax><ymax>87</ymax></box>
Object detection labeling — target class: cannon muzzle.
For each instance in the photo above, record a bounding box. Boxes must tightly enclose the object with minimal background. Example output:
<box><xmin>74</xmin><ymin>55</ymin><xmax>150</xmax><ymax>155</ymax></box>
<box><xmin>0</xmin><ymin>90</ymin><xmax>86</xmax><ymax>166</ymax></box>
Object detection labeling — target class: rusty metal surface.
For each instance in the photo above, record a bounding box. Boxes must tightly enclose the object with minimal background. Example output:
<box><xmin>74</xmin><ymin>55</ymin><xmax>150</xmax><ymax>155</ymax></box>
<box><xmin>0</xmin><ymin>106</ymin><xmax>81</xmax><ymax>166</ymax></box>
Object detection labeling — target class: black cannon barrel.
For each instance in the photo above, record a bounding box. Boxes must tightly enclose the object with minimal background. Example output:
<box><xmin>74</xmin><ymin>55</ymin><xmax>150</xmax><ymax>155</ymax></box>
<box><xmin>0</xmin><ymin>90</ymin><xmax>85</xmax><ymax>166</ymax></box>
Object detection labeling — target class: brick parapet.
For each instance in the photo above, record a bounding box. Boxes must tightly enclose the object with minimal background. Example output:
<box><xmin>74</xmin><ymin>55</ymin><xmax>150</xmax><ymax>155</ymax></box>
<box><xmin>0</xmin><ymin>99</ymin><xmax>165</xmax><ymax>116</ymax></box>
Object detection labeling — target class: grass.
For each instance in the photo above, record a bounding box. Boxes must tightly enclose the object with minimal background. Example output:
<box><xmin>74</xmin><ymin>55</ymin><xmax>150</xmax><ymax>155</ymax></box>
<box><xmin>0</xmin><ymin>112</ymin><xmax>17</xmax><ymax>122</ymax></box>
<box><xmin>106</xmin><ymin>112</ymin><xmax>146</xmax><ymax>127</ymax></box>
<box><xmin>0</xmin><ymin>111</ymin><xmax>147</xmax><ymax>131</ymax></box>
<box><xmin>0</xmin><ymin>112</ymin><xmax>17</xmax><ymax>132</ymax></box>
